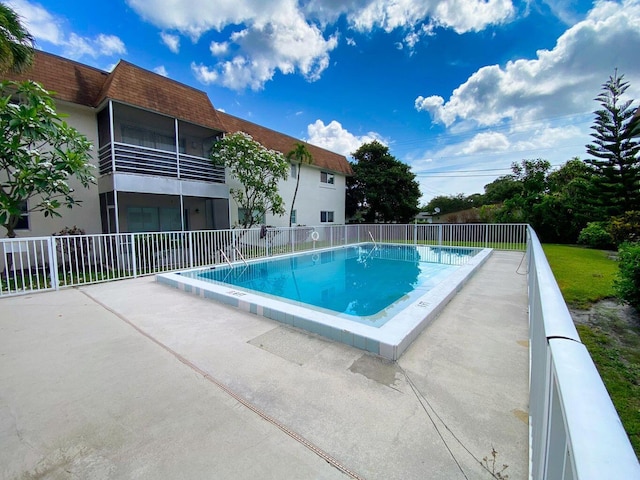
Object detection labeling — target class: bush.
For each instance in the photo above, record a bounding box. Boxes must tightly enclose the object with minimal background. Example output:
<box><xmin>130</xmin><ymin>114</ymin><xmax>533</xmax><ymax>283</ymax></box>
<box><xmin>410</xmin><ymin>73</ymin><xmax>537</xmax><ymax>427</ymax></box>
<box><xmin>609</xmin><ymin>211</ymin><xmax>640</xmax><ymax>246</ymax></box>
<box><xmin>614</xmin><ymin>242</ymin><xmax>640</xmax><ymax>310</ymax></box>
<box><xmin>577</xmin><ymin>221</ymin><xmax>613</xmax><ymax>249</ymax></box>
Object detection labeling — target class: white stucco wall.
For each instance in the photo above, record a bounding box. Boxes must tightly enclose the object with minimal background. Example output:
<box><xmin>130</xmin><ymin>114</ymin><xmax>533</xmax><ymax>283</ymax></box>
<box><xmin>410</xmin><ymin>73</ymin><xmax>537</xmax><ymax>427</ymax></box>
<box><xmin>10</xmin><ymin>101</ymin><xmax>102</xmax><ymax>238</ymax></box>
<box><xmin>226</xmin><ymin>162</ymin><xmax>347</xmax><ymax>227</ymax></box>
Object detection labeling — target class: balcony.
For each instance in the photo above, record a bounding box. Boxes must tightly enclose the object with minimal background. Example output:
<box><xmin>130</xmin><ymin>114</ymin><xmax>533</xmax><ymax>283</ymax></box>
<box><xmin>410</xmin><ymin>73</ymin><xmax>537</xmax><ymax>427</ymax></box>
<box><xmin>98</xmin><ymin>142</ymin><xmax>225</xmax><ymax>184</ymax></box>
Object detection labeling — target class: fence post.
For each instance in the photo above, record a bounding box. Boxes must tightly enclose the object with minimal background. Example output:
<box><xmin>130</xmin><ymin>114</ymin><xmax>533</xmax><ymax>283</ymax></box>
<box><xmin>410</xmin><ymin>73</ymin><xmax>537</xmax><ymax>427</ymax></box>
<box><xmin>188</xmin><ymin>231</ymin><xmax>194</xmax><ymax>268</ymax></box>
<box><xmin>48</xmin><ymin>236</ymin><xmax>60</xmax><ymax>290</ymax></box>
<box><xmin>130</xmin><ymin>233</ymin><xmax>138</xmax><ymax>278</ymax></box>
<box><xmin>413</xmin><ymin>221</ymin><xmax>418</xmax><ymax>245</ymax></box>
<box><xmin>438</xmin><ymin>224</ymin><xmax>443</xmax><ymax>246</ymax></box>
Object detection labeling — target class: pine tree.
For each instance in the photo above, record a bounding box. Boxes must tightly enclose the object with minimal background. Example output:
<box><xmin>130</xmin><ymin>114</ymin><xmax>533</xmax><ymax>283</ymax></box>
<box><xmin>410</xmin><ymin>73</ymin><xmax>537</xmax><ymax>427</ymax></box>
<box><xmin>586</xmin><ymin>71</ymin><xmax>640</xmax><ymax>216</ymax></box>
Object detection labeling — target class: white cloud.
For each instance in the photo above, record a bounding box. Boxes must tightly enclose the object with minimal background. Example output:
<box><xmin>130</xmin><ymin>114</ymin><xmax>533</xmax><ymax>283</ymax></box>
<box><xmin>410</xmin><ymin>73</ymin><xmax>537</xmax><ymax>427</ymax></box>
<box><xmin>160</xmin><ymin>32</ymin><xmax>180</xmax><ymax>53</ymax></box>
<box><xmin>7</xmin><ymin>0</ymin><xmax>64</xmax><ymax>44</ymax></box>
<box><xmin>461</xmin><ymin>132</ymin><xmax>510</xmax><ymax>155</ymax></box>
<box><xmin>154</xmin><ymin>65</ymin><xmax>169</xmax><ymax>76</ymax></box>
<box><xmin>127</xmin><ymin>0</ymin><xmax>518</xmax><ymax>90</ymax></box>
<box><xmin>9</xmin><ymin>0</ymin><xmax>126</xmax><ymax>60</ymax></box>
<box><xmin>209</xmin><ymin>41</ymin><xmax>229</xmax><ymax>56</ymax></box>
<box><xmin>306</xmin><ymin>119</ymin><xmax>386</xmax><ymax>157</ymax></box>
<box><xmin>332</xmin><ymin>0</ymin><xmax>514</xmax><ymax>35</ymax></box>
<box><xmin>415</xmin><ymin>0</ymin><xmax>640</xmax><ymax>127</ymax></box>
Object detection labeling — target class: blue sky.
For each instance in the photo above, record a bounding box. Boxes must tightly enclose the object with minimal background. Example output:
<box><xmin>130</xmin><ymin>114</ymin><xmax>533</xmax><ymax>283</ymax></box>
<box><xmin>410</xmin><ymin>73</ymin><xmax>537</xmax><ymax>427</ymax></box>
<box><xmin>8</xmin><ymin>0</ymin><xmax>640</xmax><ymax>204</ymax></box>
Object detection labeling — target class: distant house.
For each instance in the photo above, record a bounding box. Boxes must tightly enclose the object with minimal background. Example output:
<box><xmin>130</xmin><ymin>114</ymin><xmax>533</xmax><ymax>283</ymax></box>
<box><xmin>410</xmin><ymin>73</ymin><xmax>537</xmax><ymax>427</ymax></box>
<box><xmin>3</xmin><ymin>51</ymin><xmax>351</xmax><ymax>236</ymax></box>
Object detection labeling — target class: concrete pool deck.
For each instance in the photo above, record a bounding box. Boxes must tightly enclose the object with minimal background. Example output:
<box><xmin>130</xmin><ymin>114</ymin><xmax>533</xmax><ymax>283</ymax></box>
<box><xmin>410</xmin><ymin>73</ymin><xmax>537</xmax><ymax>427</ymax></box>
<box><xmin>0</xmin><ymin>250</ymin><xmax>529</xmax><ymax>479</ymax></box>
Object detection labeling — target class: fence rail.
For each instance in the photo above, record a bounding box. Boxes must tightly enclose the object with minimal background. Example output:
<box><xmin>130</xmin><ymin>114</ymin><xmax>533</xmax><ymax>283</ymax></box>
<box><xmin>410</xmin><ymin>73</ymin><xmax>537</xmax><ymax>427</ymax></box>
<box><xmin>527</xmin><ymin>226</ymin><xmax>640</xmax><ymax>479</ymax></box>
<box><xmin>1</xmin><ymin>223</ymin><xmax>526</xmax><ymax>296</ymax></box>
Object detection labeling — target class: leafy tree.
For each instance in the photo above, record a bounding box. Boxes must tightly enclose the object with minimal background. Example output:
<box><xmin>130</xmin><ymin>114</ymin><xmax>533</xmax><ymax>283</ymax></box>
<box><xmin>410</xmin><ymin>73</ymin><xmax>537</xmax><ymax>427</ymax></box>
<box><xmin>495</xmin><ymin>159</ymin><xmax>550</xmax><ymax>224</ymax></box>
<box><xmin>0</xmin><ymin>80</ymin><xmax>94</xmax><ymax>238</ymax></box>
<box><xmin>423</xmin><ymin>194</ymin><xmax>475</xmax><ymax>215</ymax></box>
<box><xmin>533</xmin><ymin>158</ymin><xmax>598</xmax><ymax>242</ymax></box>
<box><xmin>211</xmin><ymin>131</ymin><xmax>288</xmax><ymax>228</ymax></box>
<box><xmin>0</xmin><ymin>4</ymin><xmax>34</xmax><ymax>74</ymax></box>
<box><xmin>285</xmin><ymin>142</ymin><xmax>313</xmax><ymax>227</ymax></box>
<box><xmin>586</xmin><ymin>70</ymin><xmax>640</xmax><ymax>216</ymax></box>
<box><xmin>483</xmin><ymin>175</ymin><xmax>522</xmax><ymax>204</ymax></box>
<box><xmin>347</xmin><ymin>141</ymin><xmax>420</xmax><ymax>223</ymax></box>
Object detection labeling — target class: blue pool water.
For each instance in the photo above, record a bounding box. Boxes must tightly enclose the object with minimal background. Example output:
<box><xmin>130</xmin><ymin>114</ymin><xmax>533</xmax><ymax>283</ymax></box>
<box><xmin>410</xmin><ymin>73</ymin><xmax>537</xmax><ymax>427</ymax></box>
<box><xmin>179</xmin><ymin>244</ymin><xmax>479</xmax><ymax>326</ymax></box>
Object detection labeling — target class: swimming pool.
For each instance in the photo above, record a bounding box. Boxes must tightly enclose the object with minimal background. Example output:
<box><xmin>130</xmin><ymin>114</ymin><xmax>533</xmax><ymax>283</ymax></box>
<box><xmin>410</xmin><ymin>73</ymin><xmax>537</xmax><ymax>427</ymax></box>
<box><xmin>157</xmin><ymin>243</ymin><xmax>492</xmax><ymax>360</ymax></box>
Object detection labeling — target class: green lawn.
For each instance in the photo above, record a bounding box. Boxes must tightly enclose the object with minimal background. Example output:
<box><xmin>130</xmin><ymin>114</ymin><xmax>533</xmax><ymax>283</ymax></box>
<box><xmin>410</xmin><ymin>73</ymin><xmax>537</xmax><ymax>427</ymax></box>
<box><xmin>543</xmin><ymin>244</ymin><xmax>639</xmax><ymax>457</ymax></box>
<box><xmin>542</xmin><ymin>244</ymin><xmax>617</xmax><ymax>309</ymax></box>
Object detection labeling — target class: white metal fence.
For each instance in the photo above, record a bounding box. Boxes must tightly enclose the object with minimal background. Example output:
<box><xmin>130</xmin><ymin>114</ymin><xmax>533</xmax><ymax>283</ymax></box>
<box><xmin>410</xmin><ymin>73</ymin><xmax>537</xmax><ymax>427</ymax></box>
<box><xmin>0</xmin><ymin>223</ymin><xmax>527</xmax><ymax>296</ymax></box>
<box><xmin>527</xmin><ymin>226</ymin><xmax>640</xmax><ymax>479</ymax></box>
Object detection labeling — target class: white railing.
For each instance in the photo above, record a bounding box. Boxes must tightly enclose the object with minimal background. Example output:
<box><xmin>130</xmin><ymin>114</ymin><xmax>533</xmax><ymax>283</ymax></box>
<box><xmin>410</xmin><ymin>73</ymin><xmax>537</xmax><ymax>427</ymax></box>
<box><xmin>98</xmin><ymin>142</ymin><xmax>225</xmax><ymax>183</ymax></box>
<box><xmin>0</xmin><ymin>223</ymin><xmax>527</xmax><ymax>295</ymax></box>
<box><xmin>527</xmin><ymin>226</ymin><xmax>640</xmax><ymax>479</ymax></box>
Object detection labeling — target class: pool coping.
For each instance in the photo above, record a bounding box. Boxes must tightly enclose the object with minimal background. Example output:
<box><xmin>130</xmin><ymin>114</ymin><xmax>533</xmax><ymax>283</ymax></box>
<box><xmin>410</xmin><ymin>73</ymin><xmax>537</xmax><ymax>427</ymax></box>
<box><xmin>156</xmin><ymin>244</ymin><xmax>493</xmax><ymax>360</ymax></box>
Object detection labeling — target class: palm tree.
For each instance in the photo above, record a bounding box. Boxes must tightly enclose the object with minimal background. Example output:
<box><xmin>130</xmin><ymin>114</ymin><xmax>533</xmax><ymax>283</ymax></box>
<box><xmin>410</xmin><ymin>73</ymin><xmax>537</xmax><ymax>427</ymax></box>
<box><xmin>286</xmin><ymin>142</ymin><xmax>313</xmax><ymax>227</ymax></box>
<box><xmin>0</xmin><ymin>3</ymin><xmax>34</xmax><ymax>74</ymax></box>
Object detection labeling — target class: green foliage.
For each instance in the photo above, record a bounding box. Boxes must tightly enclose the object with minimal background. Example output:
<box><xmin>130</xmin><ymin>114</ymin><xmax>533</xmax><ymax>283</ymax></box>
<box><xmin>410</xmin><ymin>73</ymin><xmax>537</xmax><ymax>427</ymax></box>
<box><xmin>609</xmin><ymin>211</ymin><xmax>640</xmax><ymax>246</ymax></box>
<box><xmin>483</xmin><ymin>175</ymin><xmax>522</xmax><ymax>204</ymax></box>
<box><xmin>586</xmin><ymin>70</ymin><xmax>640</xmax><ymax>216</ymax></box>
<box><xmin>542</xmin><ymin>244</ymin><xmax>617</xmax><ymax>309</ymax></box>
<box><xmin>347</xmin><ymin>141</ymin><xmax>421</xmax><ymax>223</ymax></box>
<box><xmin>211</xmin><ymin>131</ymin><xmax>288</xmax><ymax>228</ymax></box>
<box><xmin>614</xmin><ymin>242</ymin><xmax>640</xmax><ymax>311</ymax></box>
<box><xmin>285</xmin><ymin>142</ymin><xmax>313</xmax><ymax>227</ymax></box>
<box><xmin>423</xmin><ymin>193</ymin><xmax>477</xmax><ymax>215</ymax></box>
<box><xmin>0</xmin><ymin>80</ymin><xmax>95</xmax><ymax>238</ymax></box>
<box><xmin>577</xmin><ymin>222</ymin><xmax>614</xmax><ymax>249</ymax></box>
<box><xmin>0</xmin><ymin>3</ymin><xmax>34</xmax><ymax>74</ymax></box>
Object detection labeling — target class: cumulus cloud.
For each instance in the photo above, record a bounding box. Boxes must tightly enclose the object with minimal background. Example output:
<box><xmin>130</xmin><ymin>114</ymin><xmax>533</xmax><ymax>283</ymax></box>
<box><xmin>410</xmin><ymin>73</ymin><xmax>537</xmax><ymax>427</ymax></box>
<box><xmin>153</xmin><ymin>65</ymin><xmax>169</xmax><ymax>76</ymax></box>
<box><xmin>306</xmin><ymin>119</ymin><xmax>386</xmax><ymax>157</ymax></box>
<box><xmin>347</xmin><ymin>0</ymin><xmax>514</xmax><ymax>34</ymax></box>
<box><xmin>126</xmin><ymin>0</ymin><xmax>520</xmax><ymax>89</ymax></box>
<box><xmin>209</xmin><ymin>41</ymin><xmax>229</xmax><ymax>56</ymax></box>
<box><xmin>8</xmin><ymin>0</ymin><xmax>126</xmax><ymax>60</ymax></box>
<box><xmin>415</xmin><ymin>0</ymin><xmax>640</xmax><ymax>127</ymax></box>
<box><xmin>7</xmin><ymin>0</ymin><xmax>64</xmax><ymax>44</ymax></box>
<box><xmin>461</xmin><ymin>132</ymin><xmax>510</xmax><ymax>155</ymax></box>
<box><xmin>160</xmin><ymin>32</ymin><xmax>180</xmax><ymax>53</ymax></box>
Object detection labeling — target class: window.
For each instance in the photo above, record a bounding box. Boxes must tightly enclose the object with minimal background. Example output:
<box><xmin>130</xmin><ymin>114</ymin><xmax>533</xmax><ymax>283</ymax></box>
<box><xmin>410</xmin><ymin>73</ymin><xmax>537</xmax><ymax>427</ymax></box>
<box><xmin>290</xmin><ymin>209</ymin><xmax>297</xmax><ymax>224</ymax></box>
<box><xmin>320</xmin><ymin>211</ymin><xmax>334</xmax><ymax>223</ymax></box>
<box><xmin>15</xmin><ymin>200</ymin><xmax>29</xmax><ymax>230</ymax></box>
<box><xmin>127</xmin><ymin>207</ymin><xmax>182</xmax><ymax>232</ymax></box>
<box><xmin>320</xmin><ymin>171</ymin><xmax>334</xmax><ymax>185</ymax></box>
<box><xmin>290</xmin><ymin>163</ymin><xmax>297</xmax><ymax>179</ymax></box>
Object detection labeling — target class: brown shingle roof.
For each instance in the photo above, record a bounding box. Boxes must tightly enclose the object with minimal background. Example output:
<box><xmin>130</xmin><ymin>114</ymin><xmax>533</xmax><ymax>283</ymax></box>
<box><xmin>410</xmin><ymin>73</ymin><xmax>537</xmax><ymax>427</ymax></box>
<box><xmin>218</xmin><ymin>111</ymin><xmax>352</xmax><ymax>175</ymax></box>
<box><xmin>3</xmin><ymin>50</ymin><xmax>108</xmax><ymax>106</ymax></box>
<box><xmin>95</xmin><ymin>60</ymin><xmax>226</xmax><ymax>132</ymax></box>
<box><xmin>4</xmin><ymin>50</ymin><xmax>351</xmax><ymax>174</ymax></box>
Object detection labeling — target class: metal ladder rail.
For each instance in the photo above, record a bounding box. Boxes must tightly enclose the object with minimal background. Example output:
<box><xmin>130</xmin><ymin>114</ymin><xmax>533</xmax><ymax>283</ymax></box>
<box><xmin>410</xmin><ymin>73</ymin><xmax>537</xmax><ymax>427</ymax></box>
<box><xmin>219</xmin><ymin>249</ymin><xmax>233</xmax><ymax>268</ymax></box>
<box><xmin>368</xmin><ymin>231</ymin><xmax>378</xmax><ymax>248</ymax></box>
<box><xmin>233</xmin><ymin>246</ymin><xmax>248</xmax><ymax>266</ymax></box>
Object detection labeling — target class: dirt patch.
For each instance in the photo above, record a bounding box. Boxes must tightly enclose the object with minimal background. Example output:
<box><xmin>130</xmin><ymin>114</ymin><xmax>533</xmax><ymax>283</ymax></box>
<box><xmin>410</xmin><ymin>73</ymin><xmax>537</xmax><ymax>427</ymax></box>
<box><xmin>569</xmin><ymin>299</ymin><xmax>640</xmax><ymax>329</ymax></box>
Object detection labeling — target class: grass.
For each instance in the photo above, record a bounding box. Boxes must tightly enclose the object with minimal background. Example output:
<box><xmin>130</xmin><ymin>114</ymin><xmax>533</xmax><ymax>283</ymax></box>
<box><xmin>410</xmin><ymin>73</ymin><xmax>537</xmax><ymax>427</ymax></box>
<box><xmin>543</xmin><ymin>244</ymin><xmax>640</xmax><ymax>457</ymax></box>
<box><xmin>542</xmin><ymin>244</ymin><xmax>617</xmax><ymax>309</ymax></box>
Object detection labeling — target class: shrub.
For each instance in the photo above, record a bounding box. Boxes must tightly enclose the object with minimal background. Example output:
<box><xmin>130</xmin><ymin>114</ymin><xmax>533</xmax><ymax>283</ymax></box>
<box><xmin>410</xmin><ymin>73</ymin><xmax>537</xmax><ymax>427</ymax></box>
<box><xmin>609</xmin><ymin>211</ymin><xmax>640</xmax><ymax>246</ymax></box>
<box><xmin>577</xmin><ymin>221</ymin><xmax>613</xmax><ymax>249</ymax></box>
<box><xmin>614</xmin><ymin>242</ymin><xmax>640</xmax><ymax>310</ymax></box>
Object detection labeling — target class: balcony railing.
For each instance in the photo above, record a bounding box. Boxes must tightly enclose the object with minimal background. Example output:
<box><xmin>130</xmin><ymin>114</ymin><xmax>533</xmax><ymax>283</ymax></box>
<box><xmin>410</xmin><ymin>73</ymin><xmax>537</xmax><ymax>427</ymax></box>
<box><xmin>98</xmin><ymin>142</ymin><xmax>225</xmax><ymax>183</ymax></box>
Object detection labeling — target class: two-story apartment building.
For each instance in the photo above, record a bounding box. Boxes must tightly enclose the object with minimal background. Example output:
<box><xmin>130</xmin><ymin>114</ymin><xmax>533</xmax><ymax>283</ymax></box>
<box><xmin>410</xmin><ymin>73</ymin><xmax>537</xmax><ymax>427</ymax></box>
<box><xmin>4</xmin><ymin>51</ymin><xmax>351</xmax><ymax>237</ymax></box>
